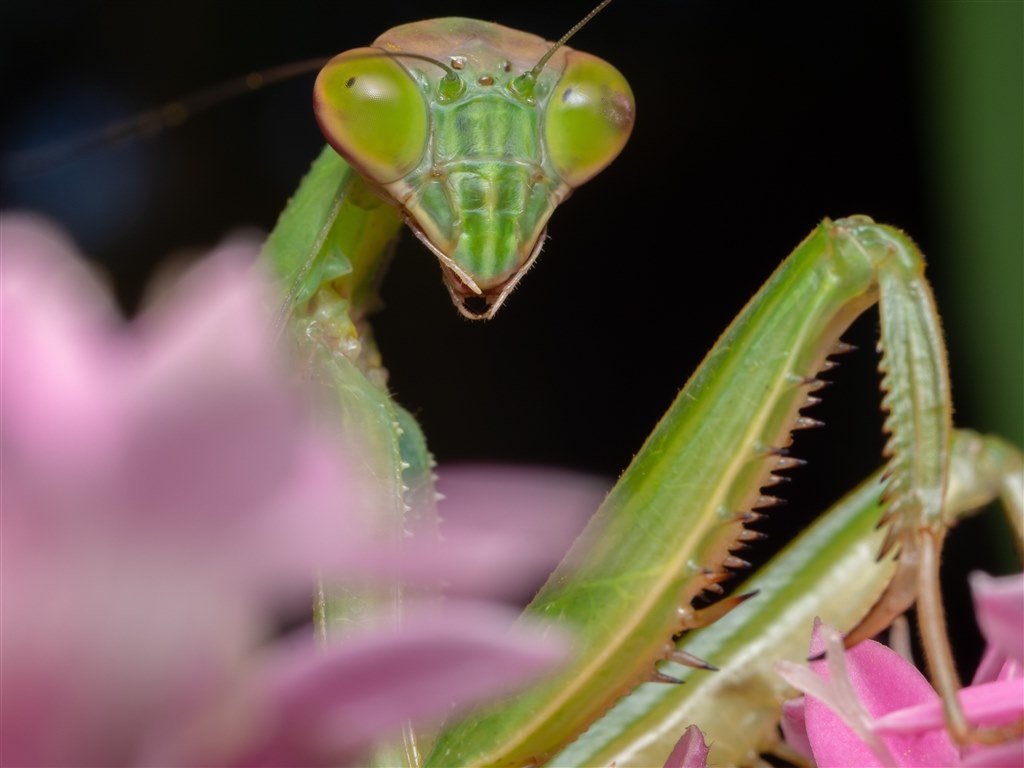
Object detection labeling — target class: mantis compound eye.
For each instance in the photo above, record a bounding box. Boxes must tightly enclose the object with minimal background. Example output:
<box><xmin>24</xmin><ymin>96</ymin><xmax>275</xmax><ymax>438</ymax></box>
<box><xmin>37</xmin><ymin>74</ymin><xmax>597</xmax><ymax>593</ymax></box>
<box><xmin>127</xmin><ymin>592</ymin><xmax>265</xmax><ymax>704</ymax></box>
<box><xmin>544</xmin><ymin>52</ymin><xmax>634</xmax><ymax>188</ymax></box>
<box><xmin>314</xmin><ymin>48</ymin><xmax>429</xmax><ymax>183</ymax></box>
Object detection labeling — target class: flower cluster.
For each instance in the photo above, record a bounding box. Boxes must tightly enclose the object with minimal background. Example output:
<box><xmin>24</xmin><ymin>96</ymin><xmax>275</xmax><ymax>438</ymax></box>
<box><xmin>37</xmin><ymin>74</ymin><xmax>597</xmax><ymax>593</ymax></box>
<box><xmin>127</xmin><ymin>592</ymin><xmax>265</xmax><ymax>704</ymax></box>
<box><xmin>776</xmin><ymin>572</ymin><xmax>1023</xmax><ymax>767</ymax></box>
<box><xmin>0</xmin><ymin>214</ymin><xmax>574</xmax><ymax>766</ymax></box>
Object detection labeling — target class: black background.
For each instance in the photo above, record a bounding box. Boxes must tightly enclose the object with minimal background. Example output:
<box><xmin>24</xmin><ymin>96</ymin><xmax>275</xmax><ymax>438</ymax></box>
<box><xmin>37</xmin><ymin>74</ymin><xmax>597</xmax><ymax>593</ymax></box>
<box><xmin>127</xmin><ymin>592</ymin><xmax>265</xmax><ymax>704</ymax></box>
<box><xmin>3</xmin><ymin>1</ymin><xmax>1021</xmax><ymax>680</ymax></box>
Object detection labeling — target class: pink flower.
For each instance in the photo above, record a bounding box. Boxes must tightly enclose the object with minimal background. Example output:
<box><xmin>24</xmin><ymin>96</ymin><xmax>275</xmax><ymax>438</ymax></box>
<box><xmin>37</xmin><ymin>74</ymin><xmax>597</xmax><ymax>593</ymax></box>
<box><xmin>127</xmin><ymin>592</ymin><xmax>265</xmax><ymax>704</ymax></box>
<box><xmin>970</xmin><ymin>572</ymin><xmax>1024</xmax><ymax>676</ymax></box>
<box><xmin>0</xmin><ymin>214</ymin><xmax>567</xmax><ymax>766</ymax></box>
<box><xmin>776</xmin><ymin>573</ymin><xmax>1024</xmax><ymax>767</ymax></box>
<box><xmin>663</xmin><ymin>725</ymin><xmax>710</xmax><ymax>768</ymax></box>
<box><xmin>432</xmin><ymin>464</ymin><xmax>606</xmax><ymax>602</ymax></box>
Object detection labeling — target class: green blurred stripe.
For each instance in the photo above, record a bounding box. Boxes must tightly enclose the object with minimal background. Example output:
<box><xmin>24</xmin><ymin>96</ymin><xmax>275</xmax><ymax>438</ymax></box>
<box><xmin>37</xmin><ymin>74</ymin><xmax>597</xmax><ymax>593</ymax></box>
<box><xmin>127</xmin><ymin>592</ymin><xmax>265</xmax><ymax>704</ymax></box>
<box><xmin>924</xmin><ymin>1</ymin><xmax>1023</xmax><ymax>444</ymax></box>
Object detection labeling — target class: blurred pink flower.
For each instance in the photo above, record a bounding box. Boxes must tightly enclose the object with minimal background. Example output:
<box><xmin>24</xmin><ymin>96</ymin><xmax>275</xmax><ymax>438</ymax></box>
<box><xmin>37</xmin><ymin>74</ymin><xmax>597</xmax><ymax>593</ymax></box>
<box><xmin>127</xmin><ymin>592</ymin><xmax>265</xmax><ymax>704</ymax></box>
<box><xmin>663</xmin><ymin>725</ymin><xmax>710</xmax><ymax>768</ymax></box>
<box><xmin>0</xmin><ymin>214</ymin><xmax>567</xmax><ymax>766</ymax></box>
<box><xmin>433</xmin><ymin>464</ymin><xmax>607</xmax><ymax>602</ymax></box>
<box><xmin>776</xmin><ymin>572</ymin><xmax>1024</xmax><ymax>767</ymax></box>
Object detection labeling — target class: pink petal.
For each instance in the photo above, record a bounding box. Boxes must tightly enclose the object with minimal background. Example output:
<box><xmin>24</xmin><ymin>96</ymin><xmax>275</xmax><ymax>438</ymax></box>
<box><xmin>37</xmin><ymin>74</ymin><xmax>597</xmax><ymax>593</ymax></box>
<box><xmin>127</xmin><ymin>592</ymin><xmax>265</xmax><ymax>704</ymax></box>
<box><xmin>0</xmin><ymin>213</ymin><xmax>121</xmax><ymax>488</ymax></box>
<box><xmin>204</xmin><ymin>603</ymin><xmax>568</xmax><ymax>766</ymax></box>
<box><xmin>970</xmin><ymin>572</ymin><xmax>1024</xmax><ymax>665</ymax></box>
<box><xmin>958</xmin><ymin>738</ymin><xmax>1024</xmax><ymax>767</ymax></box>
<box><xmin>663</xmin><ymin>725</ymin><xmax>710</xmax><ymax>768</ymax></box>
<box><xmin>873</xmin><ymin>678</ymin><xmax>1024</xmax><ymax>734</ymax></box>
<box><xmin>971</xmin><ymin>644</ymin><xmax>1014</xmax><ymax>686</ymax></box>
<box><xmin>805</xmin><ymin>625</ymin><xmax>958</xmax><ymax>767</ymax></box>
<box><xmin>325</xmin><ymin>464</ymin><xmax>605</xmax><ymax>593</ymax></box>
<box><xmin>117</xmin><ymin>243</ymin><xmax>307</xmax><ymax>526</ymax></box>
<box><xmin>431</xmin><ymin>464</ymin><xmax>607</xmax><ymax>600</ymax></box>
<box><xmin>100</xmin><ymin>245</ymin><xmax>359</xmax><ymax>595</ymax></box>
<box><xmin>780</xmin><ymin>697</ymin><xmax>814</xmax><ymax>761</ymax></box>
<box><xmin>295</xmin><ymin>464</ymin><xmax>607</xmax><ymax>594</ymax></box>
<box><xmin>1</xmin><ymin>542</ymin><xmax>254</xmax><ymax>767</ymax></box>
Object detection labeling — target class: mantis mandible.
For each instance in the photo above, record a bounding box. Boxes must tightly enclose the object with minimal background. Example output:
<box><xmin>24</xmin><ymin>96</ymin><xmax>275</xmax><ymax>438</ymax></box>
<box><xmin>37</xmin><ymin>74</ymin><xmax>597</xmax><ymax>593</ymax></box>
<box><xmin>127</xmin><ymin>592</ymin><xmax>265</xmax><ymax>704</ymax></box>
<box><xmin>255</xmin><ymin>4</ymin><xmax>1023</xmax><ymax>766</ymax></box>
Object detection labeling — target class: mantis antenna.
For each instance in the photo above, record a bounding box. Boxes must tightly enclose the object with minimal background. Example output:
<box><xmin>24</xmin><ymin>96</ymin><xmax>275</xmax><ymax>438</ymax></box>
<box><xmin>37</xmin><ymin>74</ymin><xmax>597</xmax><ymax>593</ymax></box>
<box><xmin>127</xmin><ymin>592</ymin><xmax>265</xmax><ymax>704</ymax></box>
<box><xmin>510</xmin><ymin>0</ymin><xmax>614</xmax><ymax>99</ymax></box>
<box><xmin>5</xmin><ymin>58</ymin><xmax>331</xmax><ymax>178</ymax></box>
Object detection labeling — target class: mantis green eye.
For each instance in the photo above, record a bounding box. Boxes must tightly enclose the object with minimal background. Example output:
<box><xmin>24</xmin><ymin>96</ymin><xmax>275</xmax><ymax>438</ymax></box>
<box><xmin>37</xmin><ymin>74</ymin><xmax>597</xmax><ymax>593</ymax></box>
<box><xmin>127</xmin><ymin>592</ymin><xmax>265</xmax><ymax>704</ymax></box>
<box><xmin>314</xmin><ymin>48</ymin><xmax>429</xmax><ymax>184</ymax></box>
<box><xmin>544</xmin><ymin>53</ymin><xmax>634</xmax><ymax>188</ymax></box>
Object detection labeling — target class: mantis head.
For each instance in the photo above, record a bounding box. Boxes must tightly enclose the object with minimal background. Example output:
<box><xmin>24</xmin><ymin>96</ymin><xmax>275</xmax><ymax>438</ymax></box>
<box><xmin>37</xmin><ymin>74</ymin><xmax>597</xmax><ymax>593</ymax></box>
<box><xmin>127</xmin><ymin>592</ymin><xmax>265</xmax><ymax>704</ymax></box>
<box><xmin>313</xmin><ymin>16</ymin><xmax>634</xmax><ymax>319</ymax></box>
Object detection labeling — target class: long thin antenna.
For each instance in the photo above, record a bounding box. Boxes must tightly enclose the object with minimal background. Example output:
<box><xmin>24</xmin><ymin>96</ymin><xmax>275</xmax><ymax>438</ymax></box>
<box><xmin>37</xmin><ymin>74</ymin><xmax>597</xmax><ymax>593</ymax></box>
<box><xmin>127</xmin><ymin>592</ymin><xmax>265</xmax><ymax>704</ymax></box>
<box><xmin>6</xmin><ymin>57</ymin><xmax>330</xmax><ymax>178</ymax></box>
<box><xmin>510</xmin><ymin>0</ymin><xmax>614</xmax><ymax>100</ymax></box>
<box><xmin>529</xmin><ymin>0</ymin><xmax>613</xmax><ymax>79</ymax></box>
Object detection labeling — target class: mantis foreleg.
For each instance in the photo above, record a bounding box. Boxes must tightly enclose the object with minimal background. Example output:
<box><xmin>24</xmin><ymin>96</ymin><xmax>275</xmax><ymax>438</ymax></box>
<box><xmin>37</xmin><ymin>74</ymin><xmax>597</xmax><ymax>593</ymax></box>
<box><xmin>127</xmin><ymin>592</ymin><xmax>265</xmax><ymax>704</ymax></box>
<box><xmin>556</xmin><ymin>429</ymin><xmax>1023</xmax><ymax>767</ymax></box>
<box><xmin>262</xmin><ymin>146</ymin><xmax>437</xmax><ymax>767</ymax></box>
<box><xmin>426</xmin><ymin>216</ymin><xmax>960</xmax><ymax>767</ymax></box>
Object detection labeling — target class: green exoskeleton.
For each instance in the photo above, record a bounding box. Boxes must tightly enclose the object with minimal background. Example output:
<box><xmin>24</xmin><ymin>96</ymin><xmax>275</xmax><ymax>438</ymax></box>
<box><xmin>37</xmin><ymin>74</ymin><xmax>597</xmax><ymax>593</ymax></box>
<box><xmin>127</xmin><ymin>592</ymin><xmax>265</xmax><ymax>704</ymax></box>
<box><xmin>307</xmin><ymin>11</ymin><xmax>633</xmax><ymax>320</ymax></box>
<box><xmin>259</xmin><ymin>6</ymin><xmax>1023</xmax><ymax>767</ymax></box>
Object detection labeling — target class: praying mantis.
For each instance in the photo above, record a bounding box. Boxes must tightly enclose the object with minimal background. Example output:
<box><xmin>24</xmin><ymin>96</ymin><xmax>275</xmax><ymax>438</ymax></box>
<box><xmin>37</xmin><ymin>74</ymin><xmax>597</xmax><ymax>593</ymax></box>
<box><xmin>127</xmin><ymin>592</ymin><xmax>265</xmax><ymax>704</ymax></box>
<box><xmin>254</xmin><ymin>5</ymin><xmax>1023</xmax><ymax>766</ymax></box>
<box><xmin>4</xmin><ymin>1</ymin><xmax>1019</xmax><ymax>768</ymax></box>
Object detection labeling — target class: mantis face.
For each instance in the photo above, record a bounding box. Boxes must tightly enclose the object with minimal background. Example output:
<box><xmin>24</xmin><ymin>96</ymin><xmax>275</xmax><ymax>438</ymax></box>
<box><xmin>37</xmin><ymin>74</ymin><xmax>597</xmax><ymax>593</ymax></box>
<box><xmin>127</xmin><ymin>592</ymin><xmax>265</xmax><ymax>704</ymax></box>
<box><xmin>313</xmin><ymin>17</ymin><xmax>634</xmax><ymax>319</ymax></box>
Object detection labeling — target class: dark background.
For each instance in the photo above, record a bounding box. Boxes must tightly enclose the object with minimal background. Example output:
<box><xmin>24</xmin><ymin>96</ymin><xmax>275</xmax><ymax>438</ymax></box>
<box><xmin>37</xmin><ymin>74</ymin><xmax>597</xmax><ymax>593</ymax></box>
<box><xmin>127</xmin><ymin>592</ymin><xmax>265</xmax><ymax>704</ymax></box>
<box><xmin>3</xmin><ymin>1</ymin><xmax>1021</xmax><ymax>678</ymax></box>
